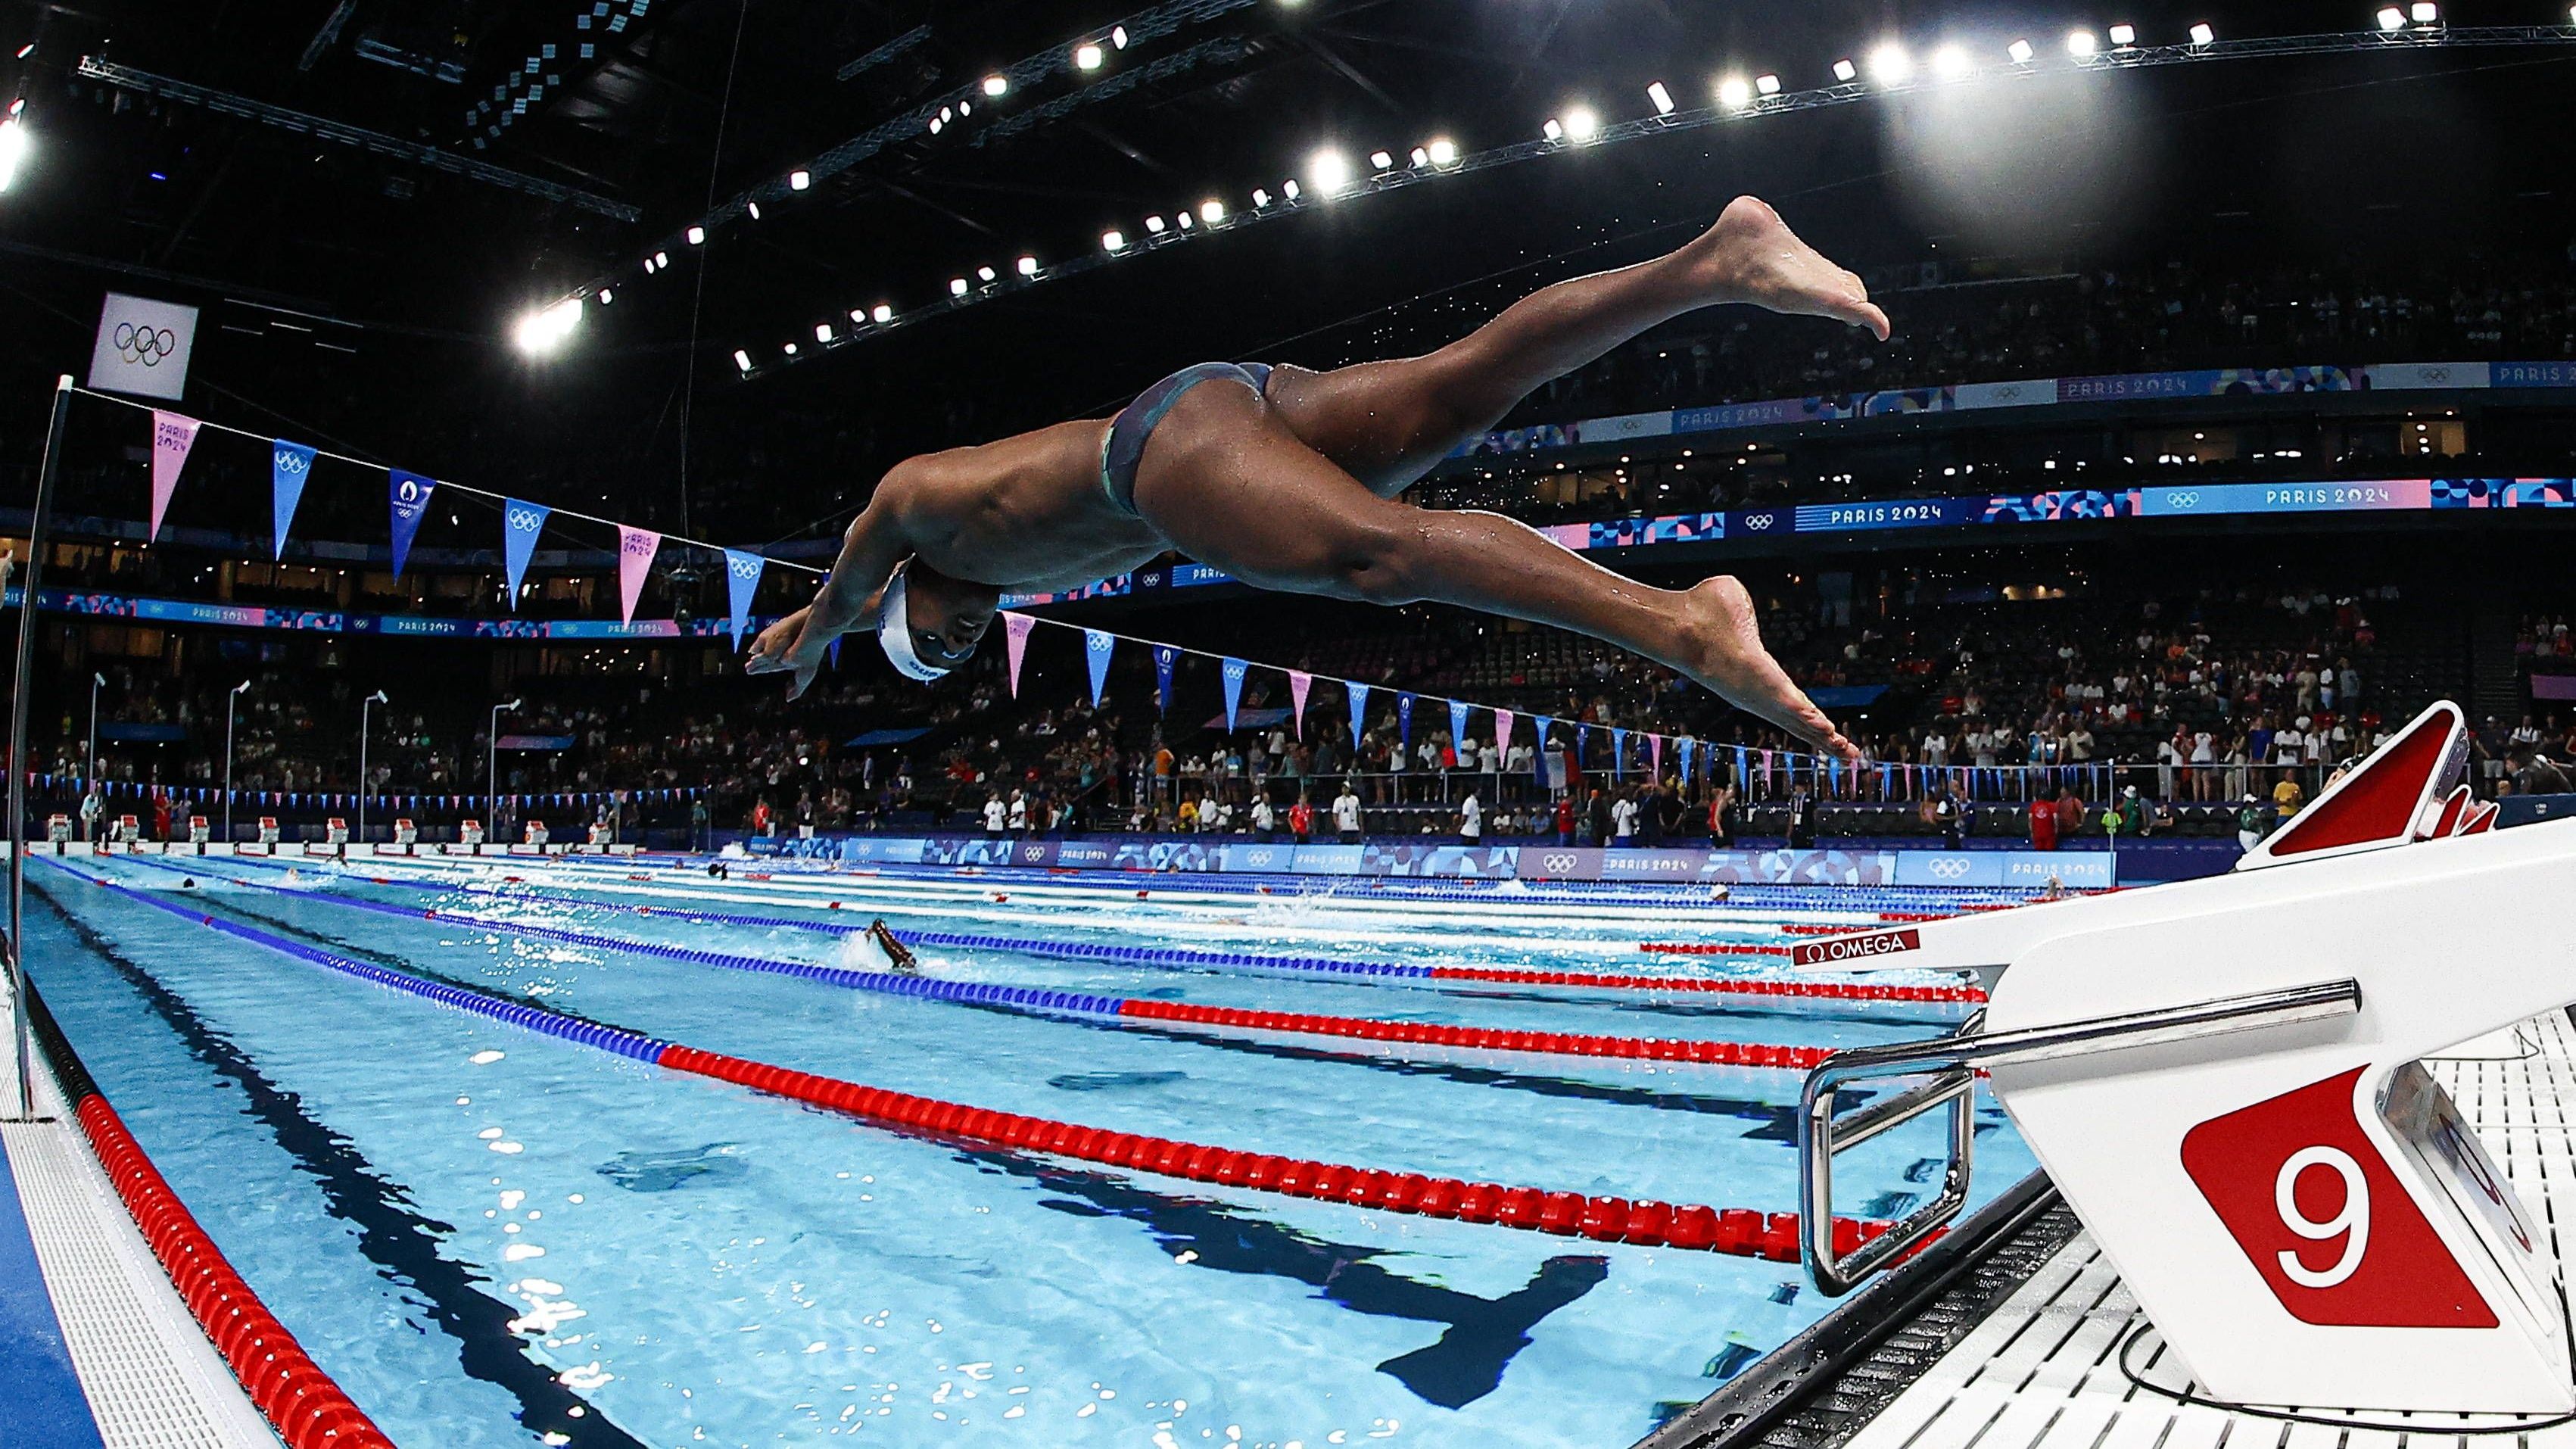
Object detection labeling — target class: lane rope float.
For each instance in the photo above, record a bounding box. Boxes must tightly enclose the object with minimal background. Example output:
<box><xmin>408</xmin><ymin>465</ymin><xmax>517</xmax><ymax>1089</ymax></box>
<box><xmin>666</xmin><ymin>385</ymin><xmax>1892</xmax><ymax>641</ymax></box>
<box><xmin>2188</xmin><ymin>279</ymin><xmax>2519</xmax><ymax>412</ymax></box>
<box><xmin>123</xmin><ymin>857</ymin><xmax>1841</xmax><ymax>1068</ymax></box>
<box><xmin>208</xmin><ymin>855</ymin><xmax>1968</xmax><ymax>1003</ymax></box>
<box><xmin>14</xmin><ymin>973</ymin><xmax>394</xmax><ymax>1447</ymax></box>
<box><xmin>61</xmin><ymin>862</ymin><xmax>1919</xmax><ymax>1262</ymax></box>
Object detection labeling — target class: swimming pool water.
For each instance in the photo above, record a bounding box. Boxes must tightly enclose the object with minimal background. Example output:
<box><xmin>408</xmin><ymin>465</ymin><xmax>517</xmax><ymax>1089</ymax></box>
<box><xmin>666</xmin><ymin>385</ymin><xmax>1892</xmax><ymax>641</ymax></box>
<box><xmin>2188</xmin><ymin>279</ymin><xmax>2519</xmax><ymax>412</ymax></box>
<box><xmin>23</xmin><ymin>854</ymin><xmax>2030</xmax><ymax>1448</ymax></box>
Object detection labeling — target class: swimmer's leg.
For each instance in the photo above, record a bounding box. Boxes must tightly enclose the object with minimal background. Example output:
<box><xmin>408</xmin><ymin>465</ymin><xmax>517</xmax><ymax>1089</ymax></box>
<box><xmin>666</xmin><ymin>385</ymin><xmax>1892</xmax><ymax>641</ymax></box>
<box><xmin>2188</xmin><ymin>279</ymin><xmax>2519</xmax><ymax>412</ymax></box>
<box><xmin>1132</xmin><ymin>383</ymin><xmax>1855</xmax><ymax>759</ymax></box>
<box><xmin>1263</xmin><ymin>196</ymin><xmax>1888</xmax><ymax>494</ymax></box>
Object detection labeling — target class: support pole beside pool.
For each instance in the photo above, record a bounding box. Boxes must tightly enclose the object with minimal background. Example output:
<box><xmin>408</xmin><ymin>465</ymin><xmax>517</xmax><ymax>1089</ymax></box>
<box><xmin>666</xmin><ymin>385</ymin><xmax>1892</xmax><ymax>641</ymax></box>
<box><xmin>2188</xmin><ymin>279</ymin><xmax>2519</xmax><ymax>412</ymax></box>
<box><xmin>5</xmin><ymin>375</ymin><xmax>72</xmax><ymax>1123</ymax></box>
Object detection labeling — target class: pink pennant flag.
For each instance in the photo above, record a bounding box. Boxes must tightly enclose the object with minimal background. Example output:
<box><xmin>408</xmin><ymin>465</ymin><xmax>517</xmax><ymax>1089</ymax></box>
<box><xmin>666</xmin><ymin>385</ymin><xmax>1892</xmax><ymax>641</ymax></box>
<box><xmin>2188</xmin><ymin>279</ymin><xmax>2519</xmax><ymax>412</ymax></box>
<box><xmin>615</xmin><ymin>525</ymin><xmax>662</xmax><ymax>625</ymax></box>
<box><xmin>1288</xmin><ymin>670</ymin><xmax>1313</xmax><ymax>739</ymax></box>
<box><xmin>1494</xmin><ymin>709</ymin><xmax>1515</xmax><ymax>752</ymax></box>
<box><xmin>1004</xmin><ymin>613</ymin><xmax>1035</xmax><ymax>697</ymax></box>
<box><xmin>1649</xmin><ymin>733</ymin><xmax>1664</xmax><ymax>779</ymax></box>
<box><xmin>149</xmin><ymin>411</ymin><xmax>201</xmax><ymax>540</ymax></box>
<box><xmin>1761</xmin><ymin>749</ymin><xmax>1776</xmax><ymax>788</ymax></box>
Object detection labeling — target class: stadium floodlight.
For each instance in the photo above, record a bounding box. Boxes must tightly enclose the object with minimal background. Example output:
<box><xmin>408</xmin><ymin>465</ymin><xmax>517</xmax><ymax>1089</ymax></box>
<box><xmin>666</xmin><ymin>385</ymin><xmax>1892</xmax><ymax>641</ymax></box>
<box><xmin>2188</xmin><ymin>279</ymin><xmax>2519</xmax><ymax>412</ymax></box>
<box><xmin>2375</xmin><ymin>5</ymin><xmax>2406</xmax><ymax>29</ymax></box>
<box><xmin>1867</xmin><ymin>43</ymin><xmax>1913</xmax><ymax>84</ymax></box>
<box><xmin>2108</xmin><ymin>23</ymin><xmax>2136</xmax><ymax>45</ymax></box>
<box><xmin>783</xmin><ymin>342</ymin><xmax>798</xmax><ymax>356</ymax></box>
<box><xmin>976</xmin><ymin>265</ymin><xmax>996</xmax><ymax>282</ymax></box>
<box><xmin>949</xmin><ymin>277</ymin><xmax>969</xmax><ymax>295</ymax></box>
<box><xmin>788</xmin><ymin>169</ymin><xmax>811</xmax><ymax>190</ymax></box>
<box><xmin>2007</xmin><ymin>38</ymin><xmax>2036</xmax><ymax>62</ymax></box>
<box><xmin>1251</xmin><ymin>187</ymin><xmax>1270</xmax><ymax>206</ymax></box>
<box><xmin>1425</xmin><ymin>138</ymin><xmax>1457</xmax><ymax>166</ymax></box>
<box><xmin>2067</xmin><ymin>28</ymin><xmax>2100</xmax><ymax>55</ymax></box>
<box><xmin>1542</xmin><ymin>118</ymin><xmax>1564</xmax><ymax>141</ymax></box>
<box><xmin>1561</xmin><ymin>105</ymin><xmax>1599</xmax><ymax>141</ymax></box>
<box><xmin>1075</xmin><ymin>42</ymin><xmax>1104</xmax><ymax>70</ymax></box>
<box><xmin>1930</xmin><ymin>44</ymin><xmax>1973</xmax><ymax>78</ymax></box>
<box><xmin>2410</xmin><ymin>2</ymin><xmax>2438</xmax><ymax>20</ymax></box>
<box><xmin>1102</xmin><ymin>229</ymin><xmax>1126</xmax><ymax>251</ymax></box>
<box><xmin>732</xmin><ymin>351</ymin><xmax>751</xmax><ymax>371</ymax></box>
<box><xmin>1145</xmin><ymin>214</ymin><xmax>1166</xmax><ymax>233</ymax></box>
<box><xmin>1200</xmin><ymin>198</ymin><xmax>1226</xmax><ymax>222</ymax></box>
<box><xmin>1716</xmin><ymin>75</ymin><xmax>1752</xmax><ymax>108</ymax></box>
<box><xmin>1408</xmin><ymin>145</ymin><xmax>1428</xmax><ymax>167</ymax></box>
<box><xmin>871</xmin><ymin>304</ymin><xmax>892</xmax><ymax>323</ymax></box>
<box><xmin>2189</xmin><ymin>21</ymin><xmax>2216</xmax><ymax>44</ymax></box>
<box><xmin>510</xmin><ymin>297</ymin><xmax>582</xmax><ymax>356</ymax></box>
<box><xmin>928</xmin><ymin>116</ymin><xmax>943</xmax><ymax>134</ymax></box>
<box><xmin>1281</xmin><ymin>179</ymin><xmax>1300</xmax><ymax>199</ymax></box>
<box><xmin>1111</xmin><ymin>25</ymin><xmax>1128</xmax><ymax>48</ymax></box>
<box><xmin>982</xmin><ymin>74</ymin><xmax>1008</xmax><ymax>97</ymax></box>
<box><xmin>0</xmin><ymin>117</ymin><xmax>28</xmax><ymax>193</ymax></box>
<box><xmin>596</xmin><ymin>288</ymin><xmax>612</xmax><ymax>304</ymax></box>
<box><xmin>1017</xmin><ymin>255</ymin><xmax>1038</xmax><ymax>276</ymax></box>
<box><xmin>653</xmin><ymin>250</ymin><xmax>670</xmax><ymax>269</ymax></box>
<box><xmin>685</xmin><ymin>225</ymin><xmax>706</xmax><ymax>245</ymax></box>
<box><xmin>1832</xmin><ymin>58</ymin><xmax>1858</xmax><ymax>80</ymax></box>
<box><xmin>1368</xmin><ymin>149</ymin><xmax>1394</xmax><ymax>170</ymax></box>
<box><xmin>1646</xmin><ymin>81</ymin><xmax>1675</xmax><ymax>115</ymax></box>
<box><xmin>849</xmin><ymin>307</ymin><xmax>869</xmax><ymax>323</ymax></box>
<box><xmin>1307</xmin><ymin>148</ymin><xmax>1354</xmax><ymax>194</ymax></box>
<box><xmin>1755</xmin><ymin>73</ymin><xmax>1781</xmax><ymax>95</ymax></box>
<box><xmin>815</xmin><ymin>323</ymin><xmax>832</xmax><ymax>342</ymax></box>
<box><xmin>746</xmin><ymin>201</ymin><xmax>761</xmax><ymax>220</ymax></box>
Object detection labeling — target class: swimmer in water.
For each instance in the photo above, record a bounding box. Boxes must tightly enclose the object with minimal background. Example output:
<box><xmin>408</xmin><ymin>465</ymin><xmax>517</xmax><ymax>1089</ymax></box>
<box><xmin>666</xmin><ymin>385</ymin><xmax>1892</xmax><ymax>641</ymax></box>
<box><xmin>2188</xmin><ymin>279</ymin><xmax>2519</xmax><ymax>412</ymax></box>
<box><xmin>866</xmin><ymin>918</ymin><xmax>918</xmax><ymax>974</ymax></box>
<box><xmin>746</xmin><ymin>197</ymin><xmax>1886</xmax><ymax>759</ymax></box>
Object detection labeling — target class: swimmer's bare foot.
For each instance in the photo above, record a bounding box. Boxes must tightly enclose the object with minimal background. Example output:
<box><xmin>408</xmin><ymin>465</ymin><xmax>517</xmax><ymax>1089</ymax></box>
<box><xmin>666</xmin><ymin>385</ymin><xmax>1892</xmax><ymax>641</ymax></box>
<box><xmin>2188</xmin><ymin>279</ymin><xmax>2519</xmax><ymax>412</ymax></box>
<box><xmin>1677</xmin><ymin>576</ymin><xmax>1862</xmax><ymax>763</ymax></box>
<box><xmin>1684</xmin><ymin>196</ymin><xmax>1891</xmax><ymax>341</ymax></box>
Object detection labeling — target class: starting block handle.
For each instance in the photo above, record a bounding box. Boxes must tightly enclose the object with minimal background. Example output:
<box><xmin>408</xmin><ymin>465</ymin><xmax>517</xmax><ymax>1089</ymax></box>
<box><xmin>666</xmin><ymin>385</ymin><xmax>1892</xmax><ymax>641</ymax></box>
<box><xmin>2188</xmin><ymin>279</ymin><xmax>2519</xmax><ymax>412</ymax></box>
<box><xmin>1799</xmin><ymin>980</ymin><xmax>2363</xmax><ymax>1295</ymax></box>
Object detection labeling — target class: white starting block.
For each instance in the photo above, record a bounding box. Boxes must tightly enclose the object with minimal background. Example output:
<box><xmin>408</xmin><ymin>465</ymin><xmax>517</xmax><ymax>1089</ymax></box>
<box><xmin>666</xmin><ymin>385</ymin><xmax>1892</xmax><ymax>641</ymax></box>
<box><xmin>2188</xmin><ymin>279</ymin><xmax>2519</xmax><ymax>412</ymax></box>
<box><xmin>47</xmin><ymin>815</ymin><xmax>70</xmax><ymax>846</ymax></box>
<box><xmin>114</xmin><ymin>813</ymin><xmax>139</xmax><ymax>846</ymax></box>
<box><xmin>391</xmin><ymin>818</ymin><xmax>417</xmax><ymax>849</ymax></box>
<box><xmin>256</xmin><ymin>816</ymin><xmax>280</xmax><ymax>848</ymax></box>
<box><xmin>522</xmin><ymin>820</ymin><xmax>548</xmax><ymax>849</ymax></box>
<box><xmin>323</xmin><ymin>817</ymin><xmax>348</xmax><ymax>846</ymax></box>
<box><xmin>1794</xmin><ymin>701</ymin><xmax>2574</xmax><ymax>1413</ymax></box>
<box><xmin>458</xmin><ymin>819</ymin><xmax>484</xmax><ymax>851</ymax></box>
<box><xmin>587</xmin><ymin>821</ymin><xmax>612</xmax><ymax>848</ymax></box>
<box><xmin>187</xmin><ymin>815</ymin><xmax>209</xmax><ymax>846</ymax></box>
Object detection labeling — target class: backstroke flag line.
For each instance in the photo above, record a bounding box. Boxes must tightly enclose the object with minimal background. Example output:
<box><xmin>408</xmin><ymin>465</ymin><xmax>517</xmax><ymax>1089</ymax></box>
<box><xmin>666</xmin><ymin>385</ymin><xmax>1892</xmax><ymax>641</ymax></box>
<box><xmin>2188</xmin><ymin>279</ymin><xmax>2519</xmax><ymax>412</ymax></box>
<box><xmin>1085</xmin><ymin>628</ymin><xmax>1115</xmax><ymax>707</ymax></box>
<box><xmin>1288</xmin><ymin>670</ymin><xmax>1313</xmax><ymax>740</ymax></box>
<box><xmin>1005</xmin><ymin>614</ymin><xmax>1035</xmax><ymax>697</ymax></box>
<box><xmin>387</xmin><ymin>471</ymin><xmax>438</xmax><ymax>578</ymax></box>
<box><xmin>616</xmin><ymin>525</ymin><xmax>661</xmax><ymax>625</ymax></box>
<box><xmin>1222</xmin><ymin>658</ymin><xmax>1248</xmax><ymax>731</ymax></box>
<box><xmin>503</xmin><ymin>500</ymin><xmax>551</xmax><ymax>611</ymax></box>
<box><xmin>270</xmin><ymin>440</ymin><xmax>314</xmax><ymax>560</ymax></box>
<box><xmin>723</xmin><ymin>549</ymin><xmax>765</xmax><ymax>650</ymax></box>
<box><xmin>148</xmin><ymin>410</ymin><xmax>199</xmax><ymax>540</ymax></box>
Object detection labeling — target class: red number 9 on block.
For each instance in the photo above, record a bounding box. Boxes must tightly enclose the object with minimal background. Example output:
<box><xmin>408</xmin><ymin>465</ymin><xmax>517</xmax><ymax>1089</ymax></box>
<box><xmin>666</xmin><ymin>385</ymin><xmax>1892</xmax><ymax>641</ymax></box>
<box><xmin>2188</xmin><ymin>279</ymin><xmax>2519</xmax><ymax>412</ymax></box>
<box><xmin>2183</xmin><ymin>1067</ymin><xmax>2493</xmax><ymax>1328</ymax></box>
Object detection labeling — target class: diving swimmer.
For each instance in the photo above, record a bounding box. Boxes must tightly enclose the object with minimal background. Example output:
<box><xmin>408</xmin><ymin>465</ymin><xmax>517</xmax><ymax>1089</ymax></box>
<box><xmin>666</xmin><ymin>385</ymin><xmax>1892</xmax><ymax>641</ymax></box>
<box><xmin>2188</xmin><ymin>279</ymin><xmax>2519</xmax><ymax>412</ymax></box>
<box><xmin>746</xmin><ymin>197</ymin><xmax>1888</xmax><ymax>759</ymax></box>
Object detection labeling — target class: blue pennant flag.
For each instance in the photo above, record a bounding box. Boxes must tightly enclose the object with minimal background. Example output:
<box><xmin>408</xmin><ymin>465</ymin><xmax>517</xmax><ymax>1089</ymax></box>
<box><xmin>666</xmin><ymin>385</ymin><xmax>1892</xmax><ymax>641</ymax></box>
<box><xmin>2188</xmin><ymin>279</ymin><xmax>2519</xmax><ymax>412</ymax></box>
<box><xmin>1612</xmin><ymin>728</ymin><xmax>1628</xmax><ymax>778</ymax></box>
<box><xmin>388</xmin><ymin>471</ymin><xmax>437</xmax><ymax>578</ymax></box>
<box><xmin>1220</xmin><ymin>657</ymin><xmax>1248</xmax><ymax>731</ymax></box>
<box><xmin>1575</xmin><ymin>724</ymin><xmax>1591</xmax><ymax>767</ymax></box>
<box><xmin>1154</xmin><ymin>645</ymin><xmax>1178</xmax><ymax>713</ymax></box>
<box><xmin>1347</xmin><ymin>681</ymin><xmax>1370</xmax><ymax>749</ymax></box>
<box><xmin>827</xmin><ymin>636</ymin><xmax>843</xmax><ymax>672</ymax></box>
<box><xmin>271</xmin><ymin>441</ymin><xmax>314</xmax><ymax>561</ymax></box>
<box><xmin>1533</xmin><ymin>716</ymin><xmax>1553</xmax><ymax>786</ymax></box>
<box><xmin>1680</xmin><ymin>738</ymin><xmax>1696</xmax><ymax>783</ymax></box>
<box><xmin>1447</xmin><ymin>700</ymin><xmax>1472</xmax><ymax>751</ymax></box>
<box><xmin>722</xmin><ymin>549</ymin><xmax>765</xmax><ymax>651</ymax></box>
<box><xmin>1397</xmin><ymin>693</ymin><xmax>1416</xmax><ymax>749</ymax></box>
<box><xmin>1084</xmin><ymin>629</ymin><xmax>1114</xmax><ymax>706</ymax></box>
<box><xmin>501</xmin><ymin>498</ymin><xmax>550</xmax><ymax>609</ymax></box>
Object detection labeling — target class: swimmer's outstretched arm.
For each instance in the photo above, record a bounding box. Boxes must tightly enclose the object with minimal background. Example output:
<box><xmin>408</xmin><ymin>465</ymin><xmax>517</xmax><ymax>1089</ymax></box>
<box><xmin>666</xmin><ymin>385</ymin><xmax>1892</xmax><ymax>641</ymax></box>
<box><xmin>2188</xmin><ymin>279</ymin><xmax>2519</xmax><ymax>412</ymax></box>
<box><xmin>746</xmin><ymin>500</ymin><xmax>910</xmax><ymax>699</ymax></box>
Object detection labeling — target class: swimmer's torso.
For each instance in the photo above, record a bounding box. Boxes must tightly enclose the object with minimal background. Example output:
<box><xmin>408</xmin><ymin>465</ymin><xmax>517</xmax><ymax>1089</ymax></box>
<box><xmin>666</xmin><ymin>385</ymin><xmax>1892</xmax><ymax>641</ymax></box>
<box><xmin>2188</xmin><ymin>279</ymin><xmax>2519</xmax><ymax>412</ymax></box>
<box><xmin>883</xmin><ymin>419</ymin><xmax>1167</xmax><ymax>591</ymax></box>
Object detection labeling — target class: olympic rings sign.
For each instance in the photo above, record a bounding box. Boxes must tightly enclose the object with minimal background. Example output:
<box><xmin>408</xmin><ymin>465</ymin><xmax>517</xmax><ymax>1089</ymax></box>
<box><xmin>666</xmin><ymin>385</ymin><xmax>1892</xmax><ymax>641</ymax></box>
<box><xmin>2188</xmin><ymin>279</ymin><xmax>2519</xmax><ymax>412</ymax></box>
<box><xmin>113</xmin><ymin>321</ymin><xmax>178</xmax><ymax>366</ymax></box>
<box><xmin>1928</xmin><ymin>855</ymin><xmax>1972</xmax><ymax>879</ymax></box>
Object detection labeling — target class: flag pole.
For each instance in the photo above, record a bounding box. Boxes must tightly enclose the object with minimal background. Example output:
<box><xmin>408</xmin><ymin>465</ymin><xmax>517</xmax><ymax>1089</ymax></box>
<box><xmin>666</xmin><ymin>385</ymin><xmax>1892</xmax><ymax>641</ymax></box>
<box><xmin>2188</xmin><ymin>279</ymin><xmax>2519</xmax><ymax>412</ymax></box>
<box><xmin>8</xmin><ymin>376</ymin><xmax>74</xmax><ymax>1122</ymax></box>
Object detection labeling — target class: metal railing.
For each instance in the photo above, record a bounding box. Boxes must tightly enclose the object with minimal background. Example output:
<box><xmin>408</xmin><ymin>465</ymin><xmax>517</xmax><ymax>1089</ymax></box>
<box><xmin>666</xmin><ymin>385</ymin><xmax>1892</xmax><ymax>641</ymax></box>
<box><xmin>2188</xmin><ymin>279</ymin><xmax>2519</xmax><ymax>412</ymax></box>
<box><xmin>1796</xmin><ymin>977</ymin><xmax>2363</xmax><ymax>1295</ymax></box>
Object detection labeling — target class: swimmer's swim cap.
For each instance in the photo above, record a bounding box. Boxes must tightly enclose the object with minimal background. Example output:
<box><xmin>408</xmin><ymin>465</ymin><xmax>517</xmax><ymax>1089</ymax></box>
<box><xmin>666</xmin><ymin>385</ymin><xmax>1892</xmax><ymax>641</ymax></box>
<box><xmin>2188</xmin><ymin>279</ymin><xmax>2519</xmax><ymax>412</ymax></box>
<box><xmin>875</xmin><ymin>562</ymin><xmax>952</xmax><ymax>683</ymax></box>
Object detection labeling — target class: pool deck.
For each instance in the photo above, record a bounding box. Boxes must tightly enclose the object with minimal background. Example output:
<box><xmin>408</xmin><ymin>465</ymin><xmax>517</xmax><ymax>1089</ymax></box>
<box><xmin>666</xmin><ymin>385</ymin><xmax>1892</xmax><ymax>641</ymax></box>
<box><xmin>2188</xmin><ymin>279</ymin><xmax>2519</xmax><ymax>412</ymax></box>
<box><xmin>1737</xmin><ymin>1008</ymin><xmax>2576</xmax><ymax>1449</ymax></box>
<box><xmin>0</xmin><ymin>996</ymin><xmax>282</xmax><ymax>1448</ymax></box>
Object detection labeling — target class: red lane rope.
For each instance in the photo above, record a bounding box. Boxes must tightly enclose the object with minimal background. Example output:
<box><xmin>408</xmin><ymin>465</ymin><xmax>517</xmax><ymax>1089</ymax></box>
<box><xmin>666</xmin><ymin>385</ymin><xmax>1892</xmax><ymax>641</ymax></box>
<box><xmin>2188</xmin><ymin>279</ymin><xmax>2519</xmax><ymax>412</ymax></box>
<box><xmin>1120</xmin><ymin>999</ymin><xmax>1833</xmax><ymax>1068</ymax></box>
<box><xmin>76</xmin><ymin>1095</ymin><xmax>394</xmax><ymax>1447</ymax></box>
<box><xmin>1637</xmin><ymin>941</ymin><xmax>1800</xmax><ymax>957</ymax></box>
<box><xmin>1509</xmin><ymin>961</ymin><xmax>1983</xmax><ymax>1004</ymax></box>
<box><xmin>657</xmin><ymin>1045</ymin><xmax>1911</xmax><ymax>1260</ymax></box>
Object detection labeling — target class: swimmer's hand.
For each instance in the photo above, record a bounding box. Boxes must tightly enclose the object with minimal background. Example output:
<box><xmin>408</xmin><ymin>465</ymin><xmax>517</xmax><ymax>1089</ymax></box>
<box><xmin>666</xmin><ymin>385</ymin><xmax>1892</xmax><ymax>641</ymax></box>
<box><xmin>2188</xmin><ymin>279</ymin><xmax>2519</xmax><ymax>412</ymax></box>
<box><xmin>746</xmin><ymin>606</ymin><xmax>831</xmax><ymax>700</ymax></box>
